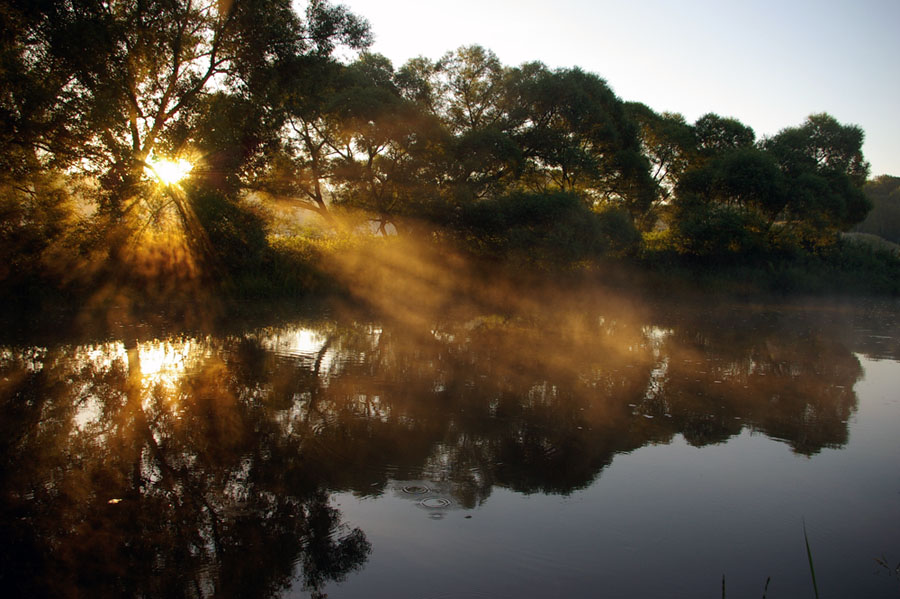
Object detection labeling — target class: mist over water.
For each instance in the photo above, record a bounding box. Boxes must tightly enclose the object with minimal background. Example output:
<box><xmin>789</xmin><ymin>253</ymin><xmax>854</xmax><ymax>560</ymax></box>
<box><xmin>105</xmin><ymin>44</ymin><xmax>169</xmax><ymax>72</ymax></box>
<box><xmin>2</xmin><ymin>247</ymin><xmax>899</xmax><ymax>597</ymax></box>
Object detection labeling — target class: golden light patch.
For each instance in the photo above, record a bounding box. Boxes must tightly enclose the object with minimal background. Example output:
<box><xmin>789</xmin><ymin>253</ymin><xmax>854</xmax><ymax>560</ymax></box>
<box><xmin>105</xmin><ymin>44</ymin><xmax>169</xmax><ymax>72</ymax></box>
<box><xmin>145</xmin><ymin>157</ymin><xmax>193</xmax><ymax>185</ymax></box>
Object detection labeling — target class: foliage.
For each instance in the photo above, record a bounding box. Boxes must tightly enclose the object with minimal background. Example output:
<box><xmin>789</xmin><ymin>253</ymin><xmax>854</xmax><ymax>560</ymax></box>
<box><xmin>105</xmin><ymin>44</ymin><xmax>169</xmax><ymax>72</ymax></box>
<box><xmin>672</xmin><ymin>147</ymin><xmax>780</xmax><ymax>259</ymax></box>
<box><xmin>668</xmin><ymin>113</ymin><xmax>872</xmax><ymax>260</ymax></box>
<box><xmin>853</xmin><ymin>175</ymin><xmax>900</xmax><ymax>243</ymax></box>
<box><xmin>455</xmin><ymin>191</ymin><xmax>640</xmax><ymax>262</ymax></box>
<box><xmin>508</xmin><ymin>65</ymin><xmax>656</xmax><ymax>220</ymax></box>
<box><xmin>764</xmin><ymin>114</ymin><xmax>871</xmax><ymax>234</ymax></box>
<box><xmin>0</xmin><ymin>3</ymin><xmax>892</xmax><ymax>300</ymax></box>
<box><xmin>0</xmin><ymin>170</ymin><xmax>83</xmax><ymax>298</ymax></box>
<box><xmin>0</xmin><ymin>0</ymin><xmax>374</xmax><ymax>300</ymax></box>
<box><xmin>1</xmin><ymin>0</ymin><xmax>371</xmax><ymax>226</ymax></box>
<box><xmin>625</xmin><ymin>103</ymin><xmax>695</xmax><ymax>225</ymax></box>
<box><xmin>694</xmin><ymin>113</ymin><xmax>755</xmax><ymax>156</ymax></box>
<box><xmin>187</xmin><ymin>185</ymin><xmax>269</xmax><ymax>273</ymax></box>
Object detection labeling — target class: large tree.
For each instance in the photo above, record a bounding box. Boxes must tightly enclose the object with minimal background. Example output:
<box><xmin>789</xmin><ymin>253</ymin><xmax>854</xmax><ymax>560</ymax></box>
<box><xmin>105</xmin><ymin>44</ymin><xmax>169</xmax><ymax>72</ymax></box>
<box><xmin>671</xmin><ymin>146</ymin><xmax>784</xmax><ymax>257</ymax></box>
<box><xmin>1</xmin><ymin>0</ymin><xmax>371</xmax><ymax>218</ymax></box>
<box><xmin>395</xmin><ymin>46</ymin><xmax>522</xmax><ymax>204</ymax></box>
<box><xmin>254</xmin><ymin>52</ymin><xmax>449</xmax><ymax>232</ymax></box>
<box><xmin>693</xmin><ymin>113</ymin><xmax>756</xmax><ymax>157</ymax></box>
<box><xmin>763</xmin><ymin>113</ymin><xmax>871</xmax><ymax>244</ymax></box>
<box><xmin>510</xmin><ymin>65</ymin><xmax>656</xmax><ymax>222</ymax></box>
<box><xmin>625</xmin><ymin>102</ymin><xmax>696</xmax><ymax>224</ymax></box>
<box><xmin>670</xmin><ymin>113</ymin><xmax>871</xmax><ymax>257</ymax></box>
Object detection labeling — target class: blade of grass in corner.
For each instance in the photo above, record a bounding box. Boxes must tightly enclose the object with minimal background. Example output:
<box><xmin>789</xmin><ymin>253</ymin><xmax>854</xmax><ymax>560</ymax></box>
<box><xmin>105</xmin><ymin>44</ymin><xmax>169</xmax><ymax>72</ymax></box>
<box><xmin>803</xmin><ymin>521</ymin><xmax>820</xmax><ymax>599</ymax></box>
<box><xmin>762</xmin><ymin>575</ymin><xmax>771</xmax><ymax>599</ymax></box>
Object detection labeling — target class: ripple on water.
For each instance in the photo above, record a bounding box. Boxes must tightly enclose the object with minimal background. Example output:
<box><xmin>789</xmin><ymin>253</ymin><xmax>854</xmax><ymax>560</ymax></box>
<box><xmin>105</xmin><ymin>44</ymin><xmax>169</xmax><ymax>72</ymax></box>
<box><xmin>420</xmin><ymin>497</ymin><xmax>452</xmax><ymax>509</ymax></box>
<box><xmin>401</xmin><ymin>485</ymin><xmax>430</xmax><ymax>495</ymax></box>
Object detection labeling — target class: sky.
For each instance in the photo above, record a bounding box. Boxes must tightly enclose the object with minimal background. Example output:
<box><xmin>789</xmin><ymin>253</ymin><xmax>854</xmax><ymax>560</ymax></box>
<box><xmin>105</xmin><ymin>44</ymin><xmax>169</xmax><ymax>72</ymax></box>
<box><xmin>336</xmin><ymin>0</ymin><xmax>900</xmax><ymax>176</ymax></box>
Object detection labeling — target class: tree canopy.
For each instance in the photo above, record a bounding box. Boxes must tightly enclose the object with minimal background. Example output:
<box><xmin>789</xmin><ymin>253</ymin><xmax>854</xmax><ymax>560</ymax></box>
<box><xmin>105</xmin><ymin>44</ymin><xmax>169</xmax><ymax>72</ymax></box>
<box><xmin>1</xmin><ymin>0</ymin><xmax>370</xmax><ymax>214</ymax></box>
<box><xmin>0</xmin><ymin>3</ymin><xmax>885</xmax><ymax>298</ymax></box>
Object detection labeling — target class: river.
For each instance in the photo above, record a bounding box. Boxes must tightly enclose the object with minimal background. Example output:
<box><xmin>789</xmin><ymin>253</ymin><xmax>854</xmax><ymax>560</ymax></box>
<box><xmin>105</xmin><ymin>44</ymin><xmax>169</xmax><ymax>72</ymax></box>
<box><xmin>1</xmin><ymin>289</ymin><xmax>898</xmax><ymax>598</ymax></box>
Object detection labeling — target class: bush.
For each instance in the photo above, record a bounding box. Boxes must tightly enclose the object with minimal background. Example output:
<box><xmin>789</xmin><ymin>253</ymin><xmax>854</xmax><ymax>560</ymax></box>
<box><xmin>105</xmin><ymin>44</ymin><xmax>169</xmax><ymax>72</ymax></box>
<box><xmin>671</xmin><ymin>202</ymin><xmax>768</xmax><ymax>263</ymax></box>
<box><xmin>187</xmin><ymin>185</ymin><xmax>269</xmax><ymax>274</ymax></box>
<box><xmin>455</xmin><ymin>191</ymin><xmax>640</xmax><ymax>263</ymax></box>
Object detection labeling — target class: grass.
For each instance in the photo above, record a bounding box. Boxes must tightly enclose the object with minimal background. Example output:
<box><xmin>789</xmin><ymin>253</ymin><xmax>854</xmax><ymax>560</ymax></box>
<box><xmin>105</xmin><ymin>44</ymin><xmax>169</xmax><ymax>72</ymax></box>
<box><xmin>721</xmin><ymin>524</ymin><xmax>823</xmax><ymax>599</ymax></box>
<box><xmin>804</xmin><ymin>521</ymin><xmax>820</xmax><ymax>599</ymax></box>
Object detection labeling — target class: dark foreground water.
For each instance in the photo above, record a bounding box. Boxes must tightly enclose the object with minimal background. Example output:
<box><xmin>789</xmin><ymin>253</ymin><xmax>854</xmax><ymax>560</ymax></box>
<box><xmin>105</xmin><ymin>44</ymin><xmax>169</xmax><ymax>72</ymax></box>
<box><xmin>2</xmin><ymin>292</ymin><xmax>899</xmax><ymax>598</ymax></box>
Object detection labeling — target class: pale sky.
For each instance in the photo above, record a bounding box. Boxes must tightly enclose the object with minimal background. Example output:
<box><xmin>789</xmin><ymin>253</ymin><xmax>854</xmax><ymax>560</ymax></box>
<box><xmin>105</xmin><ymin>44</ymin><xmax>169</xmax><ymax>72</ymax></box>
<box><xmin>337</xmin><ymin>0</ymin><xmax>900</xmax><ymax>176</ymax></box>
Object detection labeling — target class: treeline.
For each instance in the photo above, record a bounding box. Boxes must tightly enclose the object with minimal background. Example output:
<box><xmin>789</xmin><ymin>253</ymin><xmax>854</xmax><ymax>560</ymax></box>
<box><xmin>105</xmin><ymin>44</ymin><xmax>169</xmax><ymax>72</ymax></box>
<box><xmin>1</xmin><ymin>0</ymin><xmax>897</xmax><ymax>308</ymax></box>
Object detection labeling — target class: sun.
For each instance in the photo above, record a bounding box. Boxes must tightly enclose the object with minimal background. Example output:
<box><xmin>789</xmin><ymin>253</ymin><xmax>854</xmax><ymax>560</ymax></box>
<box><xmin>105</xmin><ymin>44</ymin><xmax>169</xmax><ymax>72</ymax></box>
<box><xmin>145</xmin><ymin>156</ymin><xmax>193</xmax><ymax>185</ymax></box>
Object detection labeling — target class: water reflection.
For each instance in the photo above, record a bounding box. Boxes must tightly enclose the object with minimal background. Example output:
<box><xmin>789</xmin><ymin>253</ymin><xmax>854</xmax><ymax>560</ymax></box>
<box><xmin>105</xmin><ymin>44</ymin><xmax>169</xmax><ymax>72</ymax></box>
<box><xmin>0</xmin><ymin>298</ymin><xmax>877</xmax><ymax>597</ymax></box>
<box><xmin>0</xmin><ymin>334</ymin><xmax>371</xmax><ymax>599</ymax></box>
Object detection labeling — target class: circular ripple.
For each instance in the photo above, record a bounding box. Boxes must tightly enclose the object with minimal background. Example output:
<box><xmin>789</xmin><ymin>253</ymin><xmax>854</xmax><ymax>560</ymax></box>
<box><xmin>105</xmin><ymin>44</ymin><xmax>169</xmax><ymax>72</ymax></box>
<box><xmin>420</xmin><ymin>497</ymin><xmax>452</xmax><ymax>509</ymax></box>
<box><xmin>401</xmin><ymin>485</ymin><xmax>430</xmax><ymax>495</ymax></box>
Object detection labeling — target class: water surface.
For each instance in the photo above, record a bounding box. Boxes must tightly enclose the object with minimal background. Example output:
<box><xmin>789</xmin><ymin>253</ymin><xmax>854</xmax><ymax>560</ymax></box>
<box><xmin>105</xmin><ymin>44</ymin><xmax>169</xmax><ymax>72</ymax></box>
<box><xmin>2</xmin><ymin>293</ymin><xmax>898</xmax><ymax>598</ymax></box>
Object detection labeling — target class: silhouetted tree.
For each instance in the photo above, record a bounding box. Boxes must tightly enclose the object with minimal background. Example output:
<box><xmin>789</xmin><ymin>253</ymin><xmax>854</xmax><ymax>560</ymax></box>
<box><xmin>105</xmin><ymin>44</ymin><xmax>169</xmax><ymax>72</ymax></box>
<box><xmin>694</xmin><ymin>113</ymin><xmax>756</xmax><ymax>157</ymax></box>
<box><xmin>395</xmin><ymin>46</ymin><xmax>522</xmax><ymax>204</ymax></box>
<box><xmin>672</xmin><ymin>147</ymin><xmax>783</xmax><ymax>257</ymax></box>
<box><xmin>510</xmin><ymin>65</ymin><xmax>656</xmax><ymax>222</ymax></box>
<box><xmin>669</xmin><ymin>113</ymin><xmax>871</xmax><ymax>257</ymax></box>
<box><xmin>625</xmin><ymin>102</ymin><xmax>696</xmax><ymax>225</ymax></box>
<box><xmin>764</xmin><ymin>113</ymin><xmax>871</xmax><ymax>247</ymax></box>
<box><xmin>1</xmin><ymin>0</ymin><xmax>370</xmax><ymax>221</ymax></box>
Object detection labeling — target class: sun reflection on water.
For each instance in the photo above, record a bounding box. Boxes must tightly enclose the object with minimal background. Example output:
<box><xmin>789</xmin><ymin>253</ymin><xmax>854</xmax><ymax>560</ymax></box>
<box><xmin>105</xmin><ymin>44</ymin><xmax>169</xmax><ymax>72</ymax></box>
<box><xmin>260</xmin><ymin>327</ymin><xmax>328</xmax><ymax>358</ymax></box>
<box><xmin>66</xmin><ymin>339</ymin><xmax>199</xmax><ymax>430</ymax></box>
<box><xmin>138</xmin><ymin>340</ymin><xmax>193</xmax><ymax>386</ymax></box>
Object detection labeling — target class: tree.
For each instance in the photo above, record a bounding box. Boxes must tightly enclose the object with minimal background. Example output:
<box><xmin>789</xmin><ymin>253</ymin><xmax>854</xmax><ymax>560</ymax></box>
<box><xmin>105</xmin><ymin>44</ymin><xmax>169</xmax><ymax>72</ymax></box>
<box><xmin>764</xmin><ymin>114</ymin><xmax>871</xmax><ymax>244</ymax></box>
<box><xmin>255</xmin><ymin>53</ymin><xmax>450</xmax><ymax>232</ymax></box>
<box><xmin>433</xmin><ymin>45</ymin><xmax>509</xmax><ymax>135</ymax></box>
<box><xmin>765</xmin><ymin>113</ymin><xmax>868</xmax><ymax>184</ymax></box>
<box><xmin>1</xmin><ymin>0</ymin><xmax>371</xmax><ymax>222</ymax></box>
<box><xmin>325</xmin><ymin>54</ymin><xmax>449</xmax><ymax>231</ymax></box>
<box><xmin>693</xmin><ymin>113</ymin><xmax>756</xmax><ymax>157</ymax></box>
<box><xmin>0</xmin><ymin>0</ymin><xmax>376</xmax><ymax>302</ymax></box>
<box><xmin>671</xmin><ymin>148</ymin><xmax>783</xmax><ymax>257</ymax></box>
<box><xmin>668</xmin><ymin>113</ymin><xmax>774</xmax><ymax>257</ymax></box>
<box><xmin>395</xmin><ymin>46</ymin><xmax>522</xmax><ymax>204</ymax></box>
<box><xmin>670</xmin><ymin>113</ymin><xmax>872</xmax><ymax>257</ymax></box>
<box><xmin>625</xmin><ymin>102</ymin><xmax>696</xmax><ymax>223</ymax></box>
<box><xmin>250</xmin><ymin>55</ymin><xmax>347</xmax><ymax>223</ymax></box>
<box><xmin>456</xmin><ymin>190</ymin><xmax>640</xmax><ymax>261</ymax></box>
<box><xmin>510</xmin><ymin>65</ymin><xmax>656</xmax><ymax>222</ymax></box>
<box><xmin>395</xmin><ymin>46</ymin><xmax>509</xmax><ymax>136</ymax></box>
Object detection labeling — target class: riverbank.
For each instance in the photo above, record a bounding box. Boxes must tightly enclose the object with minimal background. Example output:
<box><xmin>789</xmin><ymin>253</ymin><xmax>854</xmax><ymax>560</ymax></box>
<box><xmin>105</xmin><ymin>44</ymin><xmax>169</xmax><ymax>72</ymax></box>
<box><xmin>2</xmin><ymin>231</ymin><xmax>899</xmax><ymax>346</ymax></box>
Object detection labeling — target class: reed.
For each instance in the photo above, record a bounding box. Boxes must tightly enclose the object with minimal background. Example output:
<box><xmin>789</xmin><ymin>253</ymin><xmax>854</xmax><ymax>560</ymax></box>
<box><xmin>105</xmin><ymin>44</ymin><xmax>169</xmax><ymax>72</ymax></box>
<box><xmin>803</xmin><ymin>521</ymin><xmax>820</xmax><ymax>599</ymax></box>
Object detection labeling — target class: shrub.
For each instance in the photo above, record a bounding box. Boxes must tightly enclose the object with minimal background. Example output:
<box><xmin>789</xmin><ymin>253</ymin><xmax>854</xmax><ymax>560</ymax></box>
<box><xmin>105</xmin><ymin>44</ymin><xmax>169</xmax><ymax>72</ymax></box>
<box><xmin>455</xmin><ymin>191</ymin><xmax>640</xmax><ymax>263</ymax></box>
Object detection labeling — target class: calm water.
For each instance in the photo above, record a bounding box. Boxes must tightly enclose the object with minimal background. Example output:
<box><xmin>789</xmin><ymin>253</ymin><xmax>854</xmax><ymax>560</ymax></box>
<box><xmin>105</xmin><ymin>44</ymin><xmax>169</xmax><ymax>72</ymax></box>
<box><xmin>2</xmin><ymin>292</ymin><xmax>899</xmax><ymax>598</ymax></box>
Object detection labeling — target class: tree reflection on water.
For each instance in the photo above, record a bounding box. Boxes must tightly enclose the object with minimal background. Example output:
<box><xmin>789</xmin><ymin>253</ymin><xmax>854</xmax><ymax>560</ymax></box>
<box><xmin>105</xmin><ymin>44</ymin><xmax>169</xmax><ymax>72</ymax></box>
<box><xmin>0</xmin><ymin>298</ymin><xmax>871</xmax><ymax>597</ymax></box>
<box><xmin>0</xmin><ymin>336</ymin><xmax>371</xmax><ymax>598</ymax></box>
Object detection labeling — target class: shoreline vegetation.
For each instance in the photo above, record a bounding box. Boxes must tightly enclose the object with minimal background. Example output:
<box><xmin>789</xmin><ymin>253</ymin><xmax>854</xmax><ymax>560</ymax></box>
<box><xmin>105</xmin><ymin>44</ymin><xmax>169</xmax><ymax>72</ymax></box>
<box><xmin>2</xmin><ymin>228</ymin><xmax>898</xmax><ymax>342</ymax></box>
<box><xmin>2</xmin><ymin>2</ymin><xmax>900</xmax><ymax>333</ymax></box>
